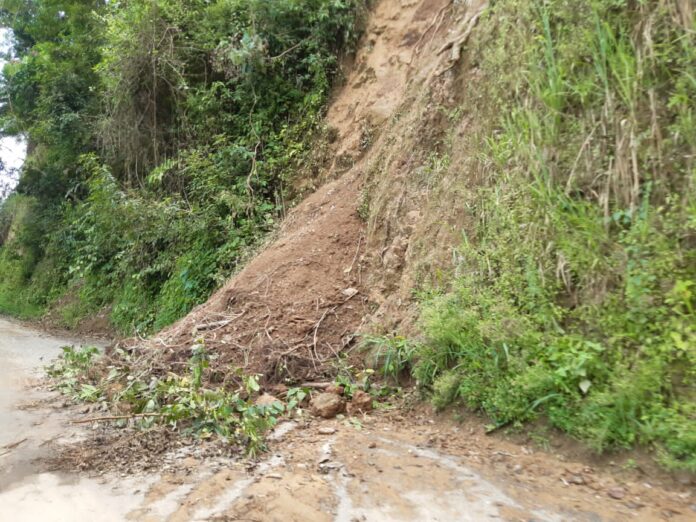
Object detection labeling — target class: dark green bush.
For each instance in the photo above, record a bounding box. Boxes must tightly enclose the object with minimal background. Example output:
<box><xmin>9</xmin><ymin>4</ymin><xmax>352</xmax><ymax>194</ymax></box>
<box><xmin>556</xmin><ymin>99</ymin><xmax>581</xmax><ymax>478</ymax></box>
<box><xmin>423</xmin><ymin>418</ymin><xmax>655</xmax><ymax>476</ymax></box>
<box><xmin>0</xmin><ymin>0</ymin><xmax>366</xmax><ymax>333</ymax></box>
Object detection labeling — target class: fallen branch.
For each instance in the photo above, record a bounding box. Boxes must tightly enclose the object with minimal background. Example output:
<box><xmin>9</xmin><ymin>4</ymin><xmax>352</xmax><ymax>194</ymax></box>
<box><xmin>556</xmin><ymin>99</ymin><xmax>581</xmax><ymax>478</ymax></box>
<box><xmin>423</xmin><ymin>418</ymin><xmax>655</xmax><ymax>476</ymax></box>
<box><xmin>2</xmin><ymin>438</ymin><xmax>28</xmax><ymax>450</ymax></box>
<box><xmin>298</xmin><ymin>382</ymin><xmax>333</xmax><ymax>389</ymax></box>
<box><xmin>191</xmin><ymin>319</ymin><xmax>232</xmax><ymax>336</ymax></box>
<box><xmin>312</xmin><ymin>305</ymin><xmax>338</xmax><ymax>357</ymax></box>
<box><xmin>0</xmin><ymin>438</ymin><xmax>28</xmax><ymax>458</ymax></box>
<box><xmin>71</xmin><ymin>413</ymin><xmax>162</xmax><ymax>424</ymax></box>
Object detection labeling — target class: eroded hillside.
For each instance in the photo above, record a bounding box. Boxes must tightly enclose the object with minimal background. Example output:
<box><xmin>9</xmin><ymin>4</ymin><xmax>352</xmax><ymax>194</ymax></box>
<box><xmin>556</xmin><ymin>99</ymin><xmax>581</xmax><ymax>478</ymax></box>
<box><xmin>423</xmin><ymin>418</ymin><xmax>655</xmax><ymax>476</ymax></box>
<box><xmin>3</xmin><ymin>0</ymin><xmax>695</xmax><ymax>485</ymax></box>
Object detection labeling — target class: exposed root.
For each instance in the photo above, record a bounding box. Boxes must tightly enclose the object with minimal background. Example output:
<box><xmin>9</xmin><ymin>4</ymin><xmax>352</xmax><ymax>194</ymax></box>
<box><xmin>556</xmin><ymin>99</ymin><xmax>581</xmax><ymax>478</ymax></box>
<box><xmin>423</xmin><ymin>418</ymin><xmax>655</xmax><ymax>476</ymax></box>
<box><xmin>436</xmin><ymin>1</ymin><xmax>488</xmax><ymax>75</ymax></box>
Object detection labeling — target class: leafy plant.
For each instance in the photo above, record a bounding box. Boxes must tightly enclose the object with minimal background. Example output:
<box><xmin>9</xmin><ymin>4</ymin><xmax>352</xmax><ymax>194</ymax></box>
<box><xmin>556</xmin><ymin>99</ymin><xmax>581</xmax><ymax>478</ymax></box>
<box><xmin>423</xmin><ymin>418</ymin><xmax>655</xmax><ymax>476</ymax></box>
<box><xmin>361</xmin><ymin>334</ymin><xmax>417</xmax><ymax>382</ymax></box>
<box><xmin>0</xmin><ymin>0</ymin><xmax>367</xmax><ymax>335</ymax></box>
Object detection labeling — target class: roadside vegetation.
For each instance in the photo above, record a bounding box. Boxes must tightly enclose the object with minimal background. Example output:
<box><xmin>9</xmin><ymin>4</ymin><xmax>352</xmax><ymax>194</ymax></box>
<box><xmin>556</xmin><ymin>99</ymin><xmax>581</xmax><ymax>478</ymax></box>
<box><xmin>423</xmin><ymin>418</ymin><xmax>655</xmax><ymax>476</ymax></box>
<box><xmin>0</xmin><ymin>0</ymin><xmax>365</xmax><ymax>332</ymax></box>
<box><xmin>48</xmin><ymin>344</ymin><xmax>309</xmax><ymax>456</ymax></box>
<box><xmin>403</xmin><ymin>0</ymin><xmax>695</xmax><ymax>472</ymax></box>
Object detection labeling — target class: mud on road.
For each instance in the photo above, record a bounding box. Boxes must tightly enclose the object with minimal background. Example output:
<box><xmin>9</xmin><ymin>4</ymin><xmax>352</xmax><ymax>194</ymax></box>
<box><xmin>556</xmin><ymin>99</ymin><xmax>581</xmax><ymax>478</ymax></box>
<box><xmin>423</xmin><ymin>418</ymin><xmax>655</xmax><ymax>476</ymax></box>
<box><xmin>2</xmin><ymin>317</ymin><xmax>695</xmax><ymax>522</ymax></box>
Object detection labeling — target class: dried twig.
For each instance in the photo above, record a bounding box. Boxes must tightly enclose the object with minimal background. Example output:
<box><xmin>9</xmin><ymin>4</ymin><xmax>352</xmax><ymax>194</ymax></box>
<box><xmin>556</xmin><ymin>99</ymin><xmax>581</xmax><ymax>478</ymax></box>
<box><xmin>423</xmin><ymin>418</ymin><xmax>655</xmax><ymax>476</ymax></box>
<box><xmin>71</xmin><ymin>413</ymin><xmax>162</xmax><ymax>425</ymax></box>
<box><xmin>298</xmin><ymin>382</ymin><xmax>333</xmax><ymax>389</ymax></box>
<box><xmin>345</xmin><ymin>234</ymin><xmax>364</xmax><ymax>275</ymax></box>
<box><xmin>191</xmin><ymin>319</ymin><xmax>232</xmax><ymax>336</ymax></box>
<box><xmin>2</xmin><ymin>438</ymin><xmax>28</xmax><ymax>450</ymax></box>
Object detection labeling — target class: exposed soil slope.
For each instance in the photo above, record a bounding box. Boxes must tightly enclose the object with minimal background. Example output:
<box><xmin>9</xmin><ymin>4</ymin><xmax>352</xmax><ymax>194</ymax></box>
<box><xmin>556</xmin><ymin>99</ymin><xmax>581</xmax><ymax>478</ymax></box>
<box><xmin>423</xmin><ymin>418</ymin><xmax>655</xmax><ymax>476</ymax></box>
<box><xmin>127</xmin><ymin>0</ymin><xmax>453</xmax><ymax>382</ymax></box>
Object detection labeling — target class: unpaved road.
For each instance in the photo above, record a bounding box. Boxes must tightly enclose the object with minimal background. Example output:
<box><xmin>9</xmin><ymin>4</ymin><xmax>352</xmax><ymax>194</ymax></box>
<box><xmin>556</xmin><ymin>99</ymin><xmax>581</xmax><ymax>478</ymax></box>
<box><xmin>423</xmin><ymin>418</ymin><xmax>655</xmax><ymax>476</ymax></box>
<box><xmin>0</xmin><ymin>317</ymin><xmax>151</xmax><ymax>521</ymax></box>
<box><xmin>0</xmin><ymin>318</ymin><xmax>693</xmax><ymax>521</ymax></box>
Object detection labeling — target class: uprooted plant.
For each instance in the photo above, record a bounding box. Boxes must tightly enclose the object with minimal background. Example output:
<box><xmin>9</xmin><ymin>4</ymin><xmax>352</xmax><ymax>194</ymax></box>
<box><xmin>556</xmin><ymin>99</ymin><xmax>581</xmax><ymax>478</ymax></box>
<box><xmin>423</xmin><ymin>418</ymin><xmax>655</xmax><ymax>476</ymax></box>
<box><xmin>47</xmin><ymin>342</ymin><xmax>301</xmax><ymax>457</ymax></box>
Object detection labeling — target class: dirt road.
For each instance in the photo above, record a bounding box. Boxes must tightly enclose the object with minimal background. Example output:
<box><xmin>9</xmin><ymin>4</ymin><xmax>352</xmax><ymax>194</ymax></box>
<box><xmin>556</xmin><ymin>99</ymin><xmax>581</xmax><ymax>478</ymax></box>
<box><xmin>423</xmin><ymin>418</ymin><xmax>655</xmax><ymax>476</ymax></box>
<box><xmin>0</xmin><ymin>318</ymin><xmax>692</xmax><ymax>521</ymax></box>
<box><xmin>0</xmin><ymin>317</ymin><xmax>151</xmax><ymax>521</ymax></box>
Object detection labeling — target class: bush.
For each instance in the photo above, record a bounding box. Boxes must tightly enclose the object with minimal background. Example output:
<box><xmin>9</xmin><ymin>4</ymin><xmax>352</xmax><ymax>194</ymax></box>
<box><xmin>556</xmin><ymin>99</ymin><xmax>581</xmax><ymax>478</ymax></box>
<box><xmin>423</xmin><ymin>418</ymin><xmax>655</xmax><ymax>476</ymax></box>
<box><xmin>0</xmin><ymin>0</ymin><xmax>366</xmax><ymax>332</ymax></box>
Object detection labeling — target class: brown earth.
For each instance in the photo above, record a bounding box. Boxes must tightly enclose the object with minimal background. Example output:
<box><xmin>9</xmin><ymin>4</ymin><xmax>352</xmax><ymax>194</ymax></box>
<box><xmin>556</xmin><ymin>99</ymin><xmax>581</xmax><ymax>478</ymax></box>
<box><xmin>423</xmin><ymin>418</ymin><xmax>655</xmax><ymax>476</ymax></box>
<box><xmin>46</xmin><ymin>402</ymin><xmax>696</xmax><ymax>522</ymax></box>
<box><xmin>3</xmin><ymin>316</ymin><xmax>694</xmax><ymax>521</ymax></box>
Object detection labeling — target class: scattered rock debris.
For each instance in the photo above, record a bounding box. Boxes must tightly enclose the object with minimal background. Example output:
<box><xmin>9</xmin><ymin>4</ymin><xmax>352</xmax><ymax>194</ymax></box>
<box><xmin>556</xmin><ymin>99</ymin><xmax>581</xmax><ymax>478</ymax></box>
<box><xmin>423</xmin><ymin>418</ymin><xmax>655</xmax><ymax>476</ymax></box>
<box><xmin>347</xmin><ymin>390</ymin><xmax>373</xmax><ymax>415</ymax></box>
<box><xmin>310</xmin><ymin>393</ymin><xmax>345</xmax><ymax>419</ymax></box>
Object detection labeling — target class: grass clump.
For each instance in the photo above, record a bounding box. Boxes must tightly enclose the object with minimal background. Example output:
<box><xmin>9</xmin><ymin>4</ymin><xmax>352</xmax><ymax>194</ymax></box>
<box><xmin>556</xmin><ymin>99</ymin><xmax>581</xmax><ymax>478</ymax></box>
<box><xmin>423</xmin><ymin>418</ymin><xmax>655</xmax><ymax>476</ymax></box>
<box><xmin>412</xmin><ymin>0</ymin><xmax>696</xmax><ymax>471</ymax></box>
<box><xmin>361</xmin><ymin>334</ymin><xmax>417</xmax><ymax>383</ymax></box>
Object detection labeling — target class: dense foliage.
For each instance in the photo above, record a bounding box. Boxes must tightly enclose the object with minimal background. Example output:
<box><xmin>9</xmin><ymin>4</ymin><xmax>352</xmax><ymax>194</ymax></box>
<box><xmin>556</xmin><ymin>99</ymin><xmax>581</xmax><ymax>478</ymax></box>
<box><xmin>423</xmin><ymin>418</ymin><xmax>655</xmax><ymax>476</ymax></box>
<box><xmin>410</xmin><ymin>0</ymin><xmax>695</xmax><ymax>471</ymax></box>
<box><xmin>0</xmin><ymin>0</ymin><xmax>365</xmax><ymax>330</ymax></box>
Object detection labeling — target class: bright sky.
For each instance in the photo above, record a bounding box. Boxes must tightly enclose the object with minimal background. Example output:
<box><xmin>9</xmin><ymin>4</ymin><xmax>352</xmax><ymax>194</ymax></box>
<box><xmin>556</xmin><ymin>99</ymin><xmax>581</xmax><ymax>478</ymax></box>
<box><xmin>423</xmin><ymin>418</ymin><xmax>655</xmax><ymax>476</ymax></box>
<box><xmin>0</xmin><ymin>28</ymin><xmax>27</xmax><ymax>196</ymax></box>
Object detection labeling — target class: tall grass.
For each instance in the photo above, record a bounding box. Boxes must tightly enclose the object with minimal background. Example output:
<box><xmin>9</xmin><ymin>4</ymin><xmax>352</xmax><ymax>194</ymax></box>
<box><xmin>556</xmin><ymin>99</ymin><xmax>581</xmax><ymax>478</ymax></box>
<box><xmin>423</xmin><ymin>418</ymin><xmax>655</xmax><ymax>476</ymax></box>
<box><xmin>414</xmin><ymin>0</ymin><xmax>696</xmax><ymax>471</ymax></box>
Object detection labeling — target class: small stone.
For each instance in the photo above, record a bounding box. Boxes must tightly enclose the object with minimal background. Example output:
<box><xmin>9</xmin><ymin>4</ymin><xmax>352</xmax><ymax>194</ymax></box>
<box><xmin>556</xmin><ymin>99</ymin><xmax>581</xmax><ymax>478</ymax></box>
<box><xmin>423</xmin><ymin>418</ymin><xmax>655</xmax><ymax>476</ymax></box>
<box><xmin>270</xmin><ymin>384</ymin><xmax>288</xmax><ymax>396</ymax></box>
<box><xmin>607</xmin><ymin>487</ymin><xmax>626</xmax><ymax>500</ymax></box>
<box><xmin>342</xmin><ymin>287</ymin><xmax>359</xmax><ymax>298</ymax></box>
<box><xmin>325</xmin><ymin>385</ymin><xmax>345</xmax><ymax>396</ymax></box>
<box><xmin>568</xmin><ymin>474</ymin><xmax>585</xmax><ymax>485</ymax></box>
<box><xmin>318</xmin><ymin>427</ymin><xmax>337</xmax><ymax>435</ymax></box>
<box><xmin>676</xmin><ymin>472</ymin><xmax>694</xmax><ymax>487</ymax></box>
<box><xmin>310</xmin><ymin>393</ymin><xmax>345</xmax><ymax>419</ymax></box>
<box><xmin>255</xmin><ymin>394</ymin><xmax>281</xmax><ymax>407</ymax></box>
<box><xmin>368</xmin><ymin>442</ymin><xmax>377</xmax><ymax>449</ymax></box>
<box><xmin>346</xmin><ymin>390</ymin><xmax>373</xmax><ymax>415</ymax></box>
<box><xmin>625</xmin><ymin>501</ymin><xmax>645</xmax><ymax>510</ymax></box>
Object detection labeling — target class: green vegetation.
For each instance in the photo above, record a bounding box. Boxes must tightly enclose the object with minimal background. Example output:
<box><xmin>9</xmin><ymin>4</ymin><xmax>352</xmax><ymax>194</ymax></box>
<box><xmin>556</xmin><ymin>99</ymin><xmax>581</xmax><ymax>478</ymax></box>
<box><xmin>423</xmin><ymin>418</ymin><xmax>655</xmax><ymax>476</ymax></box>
<box><xmin>410</xmin><ymin>0</ymin><xmax>696</xmax><ymax>471</ymax></box>
<box><xmin>0</xmin><ymin>0</ymin><xmax>365</xmax><ymax>333</ymax></box>
<box><xmin>48</xmin><ymin>343</ymin><xmax>297</xmax><ymax>456</ymax></box>
<box><xmin>361</xmin><ymin>334</ymin><xmax>416</xmax><ymax>383</ymax></box>
<box><xmin>3</xmin><ymin>0</ymin><xmax>694</xmax><ymax>471</ymax></box>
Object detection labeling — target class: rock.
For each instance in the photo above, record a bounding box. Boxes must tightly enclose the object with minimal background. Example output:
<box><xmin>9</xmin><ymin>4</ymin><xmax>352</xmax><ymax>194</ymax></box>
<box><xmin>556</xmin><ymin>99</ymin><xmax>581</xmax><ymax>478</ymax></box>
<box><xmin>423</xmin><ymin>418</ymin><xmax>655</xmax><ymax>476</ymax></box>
<box><xmin>342</xmin><ymin>287</ymin><xmax>359</xmax><ymax>298</ymax></box>
<box><xmin>255</xmin><ymin>394</ymin><xmax>281</xmax><ymax>407</ymax></box>
<box><xmin>568</xmin><ymin>474</ymin><xmax>585</xmax><ymax>485</ymax></box>
<box><xmin>625</xmin><ymin>501</ymin><xmax>645</xmax><ymax>510</ymax></box>
<box><xmin>270</xmin><ymin>384</ymin><xmax>288</xmax><ymax>396</ymax></box>
<box><xmin>346</xmin><ymin>390</ymin><xmax>373</xmax><ymax>415</ymax></box>
<box><xmin>318</xmin><ymin>427</ymin><xmax>337</xmax><ymax>435</ymax></box>
<box><xmin>607</xmin><ymin>487</ymin><xmax>626</xmax><ymax>500</ymax></box>
<box><xmin>310</xmin><ymin>393</ymin><xmax>345</xmax><ymax>419</ymax></box>
<box><xmin>676</xmin><ymin>472</ymin><xmax>694</xmax><ymax>486</ymax></box>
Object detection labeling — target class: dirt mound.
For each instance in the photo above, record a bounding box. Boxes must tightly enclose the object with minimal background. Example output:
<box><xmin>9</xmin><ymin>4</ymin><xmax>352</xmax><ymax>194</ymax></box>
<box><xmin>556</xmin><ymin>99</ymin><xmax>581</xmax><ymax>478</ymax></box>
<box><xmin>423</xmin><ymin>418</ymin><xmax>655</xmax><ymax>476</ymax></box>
<box><xmin>116</xmin><ymin>0</ymin><xmax>447</xmax><ymax>383</ymax></box>
<box><xmin>143</xmin><ymin>170</ymin><xmax>367</xmax><ymax>382</ymax></box>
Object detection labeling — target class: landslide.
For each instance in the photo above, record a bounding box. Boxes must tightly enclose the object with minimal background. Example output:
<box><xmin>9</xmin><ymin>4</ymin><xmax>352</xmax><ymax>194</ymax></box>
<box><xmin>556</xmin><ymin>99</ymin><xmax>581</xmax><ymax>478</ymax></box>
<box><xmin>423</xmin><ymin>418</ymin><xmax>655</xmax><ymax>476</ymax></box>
<box><xmin>114</xmin><ymin>0</ymin><xmax>464</xmax><ymax>383</ymax></box>
<box><xmin>64</xmin><ymin>0</ymin><xmax>695</xmax><ymax>475</ymax></box>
